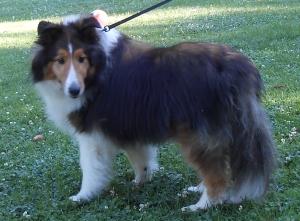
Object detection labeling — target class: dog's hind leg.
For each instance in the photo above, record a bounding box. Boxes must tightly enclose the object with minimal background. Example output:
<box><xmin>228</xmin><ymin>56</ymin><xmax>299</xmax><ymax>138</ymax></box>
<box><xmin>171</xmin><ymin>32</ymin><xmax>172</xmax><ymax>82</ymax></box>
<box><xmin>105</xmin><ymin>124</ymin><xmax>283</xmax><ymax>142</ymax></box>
<box><xmin>181</xmin><ymin>155</ymin><xmax>231</xmax><ymax>211</ymax></box>
<box><xmin>178</xmin><ymin>133</ymin><xmax>232</xmax><ymax>211</ymax></box>
<box><xmin>125</xmin><ymin>145</ymin><xmax>159</xmax><ymax>184</ymax></box>
<box><xmin>69</xmin><ymin>132</ymin><xmax>118</xmax><ymax>202</ymax></box>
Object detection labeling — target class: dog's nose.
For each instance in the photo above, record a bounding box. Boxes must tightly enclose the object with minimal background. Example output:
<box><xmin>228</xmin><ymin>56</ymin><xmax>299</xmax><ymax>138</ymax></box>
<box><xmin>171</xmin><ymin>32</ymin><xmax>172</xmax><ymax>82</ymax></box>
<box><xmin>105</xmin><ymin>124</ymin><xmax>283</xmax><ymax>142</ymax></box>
<box><xmin>68</xmin><ymin>84</ymin><xmax>81</xmax><ymax>98</ymax></box>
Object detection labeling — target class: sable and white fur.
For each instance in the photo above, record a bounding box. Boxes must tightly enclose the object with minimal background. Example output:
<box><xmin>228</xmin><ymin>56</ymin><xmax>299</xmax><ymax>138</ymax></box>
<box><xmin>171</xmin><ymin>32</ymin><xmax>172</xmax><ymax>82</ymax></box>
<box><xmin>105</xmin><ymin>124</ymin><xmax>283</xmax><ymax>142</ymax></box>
<box><xmin>31</xmin><ymin>12</ymin><xmax>276</xmax><ymax>211</ymax></box>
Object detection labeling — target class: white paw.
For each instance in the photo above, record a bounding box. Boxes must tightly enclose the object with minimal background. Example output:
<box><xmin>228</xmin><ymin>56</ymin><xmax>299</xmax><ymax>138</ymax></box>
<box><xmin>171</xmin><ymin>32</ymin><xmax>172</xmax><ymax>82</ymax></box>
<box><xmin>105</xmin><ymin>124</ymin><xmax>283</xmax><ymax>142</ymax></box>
<box><xmin>132</xmin><ymin>178</ymin><xmax>143</xmax><ymax>185</ymax></box>
<box><xmin>133</xmin><ymin>165</ymin><xmax>159</xmax><ymax>185</ymax></box>
<box><xmin>69</xmin><ymin>193</ymin><xmax>91</xmax><ymax>202</ymax></box>
<box><xmin>187</xmin><ymin>182</ymin><xmax>205</xmax><ymax>193</ymax></box>
<box><xmin>181</xmin><ymin>189</ymin><xmax>211</xmax><ymax>212</ymax></box>
<box><xmin>181</xmin><ymin>201</ymin><xmax>211</xmax><ymax>212</ymax></box>
<box><xmin>132</xmin><ymin>174</ymin><xmax>149</xmax><ymax>185</ymax></box>
<box><xmin>181</xmin><ymin>204</ymin><xmax>202</xmax><ymax>212</ymax></box>
<box><xmin>69</xmin><ymin>195</ymin><xmax>82</xmax><ymax>202</ymax></box>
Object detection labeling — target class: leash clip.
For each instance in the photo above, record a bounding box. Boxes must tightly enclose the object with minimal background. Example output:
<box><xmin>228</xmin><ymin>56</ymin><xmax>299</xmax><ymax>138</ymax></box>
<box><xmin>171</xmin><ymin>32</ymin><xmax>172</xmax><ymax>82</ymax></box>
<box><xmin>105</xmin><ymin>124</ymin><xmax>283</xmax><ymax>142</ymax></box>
<box><xmin>102</xmin><ymin>26</ymin><xmax>110</xmax><ymax>32</ymax></box>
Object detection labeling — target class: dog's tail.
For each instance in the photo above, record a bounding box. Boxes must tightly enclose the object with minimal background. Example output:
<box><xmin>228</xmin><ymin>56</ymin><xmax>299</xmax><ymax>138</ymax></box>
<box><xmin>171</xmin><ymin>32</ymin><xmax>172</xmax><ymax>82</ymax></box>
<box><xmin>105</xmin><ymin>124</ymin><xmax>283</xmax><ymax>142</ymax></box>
<box><xmin>228</xmin><ymin>97</ymin><xmax>276</xmax><ymax>203</ymax></box>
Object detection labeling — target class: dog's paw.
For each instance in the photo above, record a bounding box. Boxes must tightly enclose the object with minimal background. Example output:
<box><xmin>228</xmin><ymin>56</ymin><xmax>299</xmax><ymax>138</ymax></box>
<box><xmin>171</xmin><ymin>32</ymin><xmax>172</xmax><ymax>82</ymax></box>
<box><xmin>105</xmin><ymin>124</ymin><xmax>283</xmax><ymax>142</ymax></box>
<box><xmin>181</xmin><ymin>203</ymin><xmax>207</xmax><ymax>212</ymax></box>
<box><xmin>181</xmin><ymin>189</ymin><xmax>211</xmax><ymax>212</ymax></box>
<box><xmin>132</xmin><ymin>165</ymin><xmax>159</xmax><ymax>185</ymax></box>
<box><xmin>69</xmin><ymin>193</ymin><xmax>90</xmax><ymax>203</ymax></box>
<box><xmin>132</xmin><ymin>175</ymin><xmax>149</xmax><ymax>186</ymax></box>
<box><xmin>181</xmin><ymin>204</ymin><xmax>198</xmax><ymax>212</ymax></box>
<box><xmin>132</xmin><ymin>178</ymin><xmax>143</xmax><ymax>186</ymax></box>
<box><xmin>181</xmin><ymin>200</ymin><xmax>211</xmax><ymax>212</ymax></box>
<box><xmin>69</xmin><ymin>195</ymin><xmax>82</xmax><ymax>202</ymax></box>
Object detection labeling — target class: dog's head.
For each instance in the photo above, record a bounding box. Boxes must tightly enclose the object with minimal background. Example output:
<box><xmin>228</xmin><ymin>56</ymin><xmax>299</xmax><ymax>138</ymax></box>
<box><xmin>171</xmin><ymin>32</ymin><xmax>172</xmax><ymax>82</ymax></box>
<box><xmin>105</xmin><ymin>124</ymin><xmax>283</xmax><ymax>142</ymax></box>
<box><xmin>31</xmin><ymin>11</ymin><xmax>110</xmax><ymax>98</ymax></box>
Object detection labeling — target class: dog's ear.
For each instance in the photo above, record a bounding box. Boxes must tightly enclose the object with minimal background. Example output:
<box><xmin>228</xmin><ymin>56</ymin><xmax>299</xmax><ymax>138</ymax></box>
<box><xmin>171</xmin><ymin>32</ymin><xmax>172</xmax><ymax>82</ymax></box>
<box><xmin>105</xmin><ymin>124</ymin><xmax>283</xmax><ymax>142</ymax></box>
<box><xmin>37</xmin><ymin>21</ymin><xmax>59</xmax><ymax>35</ymax></box>
<box><xmin>36</xmin><ymin>21</ymin><xmax>62</xmax><ymax>45</ymax></box>
<box><xmin>91</xmin><ymin>10</ymin><xmax>109</xmax><ymax>28</ymax></box>
<box><xmin>38</xmin><ymin>21</ymin><xmax>52</xmax><ymax>35</ymax></box>
<box><xmin>77</xmin><ymin>17</ymin><xmax>100</xmax><ymax>44</ymax></box>
<box><xmin>80</xmin><ymin>16</ymin><xmax>101</xmax><ymax>31</ymax></box>
<box><xmin>78</xmin><ymin>10</ymin><xmax>108</xmax><ymax>32</ymax></box>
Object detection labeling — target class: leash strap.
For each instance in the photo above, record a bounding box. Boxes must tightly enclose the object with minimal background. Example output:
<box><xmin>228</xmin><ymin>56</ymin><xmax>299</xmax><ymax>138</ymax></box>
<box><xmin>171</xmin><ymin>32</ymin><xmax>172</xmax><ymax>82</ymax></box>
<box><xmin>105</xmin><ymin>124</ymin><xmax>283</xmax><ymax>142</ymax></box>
<box><xmin>102</xmin><ymin>0</ymin><xmax>173</xmax><ymax>32</ymax></box>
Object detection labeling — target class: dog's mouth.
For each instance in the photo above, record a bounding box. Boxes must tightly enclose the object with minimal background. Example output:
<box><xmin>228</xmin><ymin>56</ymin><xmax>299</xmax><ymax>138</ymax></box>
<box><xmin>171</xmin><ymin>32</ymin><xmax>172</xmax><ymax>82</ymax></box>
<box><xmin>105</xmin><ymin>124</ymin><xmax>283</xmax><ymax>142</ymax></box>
<box><xmin>67</xmin><ymin>91</ymin><xmax>82</xmax><ymax>99</ymax></box>
<box><xmin>70</xmin><ymin>94</ymin><xmax>80</xmax><ymax>99</ymax></box>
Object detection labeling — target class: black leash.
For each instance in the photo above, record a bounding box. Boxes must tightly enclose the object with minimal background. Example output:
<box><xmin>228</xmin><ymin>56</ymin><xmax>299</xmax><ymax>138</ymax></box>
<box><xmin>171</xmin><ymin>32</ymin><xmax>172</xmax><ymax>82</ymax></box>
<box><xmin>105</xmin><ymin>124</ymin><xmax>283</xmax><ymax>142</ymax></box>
<box><xmin>101</xmin><ymin>0</ymin><xmax>173</xmax><ymax>32</ymax></box>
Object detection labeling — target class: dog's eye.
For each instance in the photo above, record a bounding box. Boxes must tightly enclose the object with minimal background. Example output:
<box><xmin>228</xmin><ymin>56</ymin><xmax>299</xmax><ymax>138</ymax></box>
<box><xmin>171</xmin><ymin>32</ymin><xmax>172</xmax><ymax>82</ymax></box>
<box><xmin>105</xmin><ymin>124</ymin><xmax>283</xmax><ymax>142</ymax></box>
<box><xmin>78</xmin><ymin>56</ymin><xmax>86</xmax><ymax>63</ymax></box>
<box><xmin>56</xmin><ymin>58</ymin><xmax>65</xmax><ymax>65</ymax></box>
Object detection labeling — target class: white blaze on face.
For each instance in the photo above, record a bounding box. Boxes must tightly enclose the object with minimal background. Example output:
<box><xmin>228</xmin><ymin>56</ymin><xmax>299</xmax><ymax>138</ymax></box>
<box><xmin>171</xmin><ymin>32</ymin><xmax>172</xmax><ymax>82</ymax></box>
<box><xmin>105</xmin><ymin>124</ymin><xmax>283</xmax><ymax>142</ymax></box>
<box><xmin>64</xmin><ymin>44</ymin><xmax>82</xmax><ymax>97</ymax></box>
<box><xmin>47</xmin><ymin>39</ymin><xmax>91</xmax><ymax>99</ymax></box>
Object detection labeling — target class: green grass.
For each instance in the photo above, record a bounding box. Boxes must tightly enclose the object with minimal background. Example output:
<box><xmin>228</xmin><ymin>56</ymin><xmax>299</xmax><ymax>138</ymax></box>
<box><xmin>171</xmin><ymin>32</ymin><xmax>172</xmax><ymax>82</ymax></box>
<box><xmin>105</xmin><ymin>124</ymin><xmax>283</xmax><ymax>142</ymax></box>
<box><xmin>0</xmin><ymin>0</ymin><xmax>300</xmax><ymax>220</ymax></box>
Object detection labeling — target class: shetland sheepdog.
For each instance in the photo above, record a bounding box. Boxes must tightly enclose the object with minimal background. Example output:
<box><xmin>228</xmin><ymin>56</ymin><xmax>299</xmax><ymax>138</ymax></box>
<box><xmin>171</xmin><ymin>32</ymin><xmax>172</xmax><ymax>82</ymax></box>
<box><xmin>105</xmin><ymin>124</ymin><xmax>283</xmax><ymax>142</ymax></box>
<box><xmin>31</xmin><ymin>11</ymin><xmax>276</xmax><ymax>211</ymax></box>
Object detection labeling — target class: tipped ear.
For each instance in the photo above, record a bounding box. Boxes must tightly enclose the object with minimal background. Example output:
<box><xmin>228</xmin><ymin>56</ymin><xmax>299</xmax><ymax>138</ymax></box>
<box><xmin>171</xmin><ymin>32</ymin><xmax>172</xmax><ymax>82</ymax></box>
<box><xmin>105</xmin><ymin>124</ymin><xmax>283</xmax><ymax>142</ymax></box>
<box><xmin>78</xmin><ymin>17</ymin><xmax>101</xmax><ymax>44</ymax></box>
<box><xmin>36</xmin><ymin>21</ymin><xmax>62</xmax><ymax>45</ymax></box>
<box><xmin>91</xmin><ymin>10</ymin><xmax>109</xmax><ymax>28</ymax></box>
<box><xmin>37</xmin><ymin>21</ymin><xmax>56</xmax><ymax>35</ymax></box>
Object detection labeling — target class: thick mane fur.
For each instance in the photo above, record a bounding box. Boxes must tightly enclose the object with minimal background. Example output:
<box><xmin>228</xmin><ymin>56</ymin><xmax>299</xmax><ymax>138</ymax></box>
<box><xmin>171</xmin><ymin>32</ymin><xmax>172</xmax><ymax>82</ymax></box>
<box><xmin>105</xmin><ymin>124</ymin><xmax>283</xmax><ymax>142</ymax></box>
<box><xmin>71</xmin><ymin>37</ymin><xmax>263</xmax><ymax>145</ymax></box>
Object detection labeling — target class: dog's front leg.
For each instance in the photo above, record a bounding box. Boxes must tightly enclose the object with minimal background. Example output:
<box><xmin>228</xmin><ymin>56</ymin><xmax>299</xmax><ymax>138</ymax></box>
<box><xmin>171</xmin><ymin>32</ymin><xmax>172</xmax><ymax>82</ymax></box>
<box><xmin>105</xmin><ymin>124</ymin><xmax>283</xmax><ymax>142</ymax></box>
<box><xmin>69</xmin><ymin>133</ymin><xmax>117</xmax><ymax>202</ymax></box>
<box><xmin>125</xmin><ymin>145</ymin><xmax>159</xmax><ymax>184</ymax></box>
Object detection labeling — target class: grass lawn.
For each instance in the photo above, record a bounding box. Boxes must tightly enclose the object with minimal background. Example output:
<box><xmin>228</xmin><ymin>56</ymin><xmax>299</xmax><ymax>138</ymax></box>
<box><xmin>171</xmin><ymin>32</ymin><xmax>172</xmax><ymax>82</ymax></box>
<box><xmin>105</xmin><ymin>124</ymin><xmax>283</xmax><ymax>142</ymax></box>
<box><xmin>0</xmin><ymin>0</ymin><xmax>299</xmax><ymax>220</ymax></box>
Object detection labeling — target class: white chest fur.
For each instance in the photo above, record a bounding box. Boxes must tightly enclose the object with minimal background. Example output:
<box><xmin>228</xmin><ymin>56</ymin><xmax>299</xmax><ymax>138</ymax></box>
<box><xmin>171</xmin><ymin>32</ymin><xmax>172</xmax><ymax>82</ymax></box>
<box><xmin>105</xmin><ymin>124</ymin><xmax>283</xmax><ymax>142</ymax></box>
<box><xmin>35</xmin><ymin>81</ymin><xmax>85</xmax><ymax>134</ymax></box>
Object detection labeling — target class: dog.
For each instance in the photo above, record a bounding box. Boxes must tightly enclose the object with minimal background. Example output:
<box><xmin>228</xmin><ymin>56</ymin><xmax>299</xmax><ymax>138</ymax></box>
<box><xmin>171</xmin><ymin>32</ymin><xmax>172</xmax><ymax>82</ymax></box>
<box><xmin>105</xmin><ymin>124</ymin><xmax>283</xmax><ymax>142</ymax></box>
<box><xmin>31</xmin><ymin>10</ymin><xmax>276</xmax><ymax>211</ymax></box>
